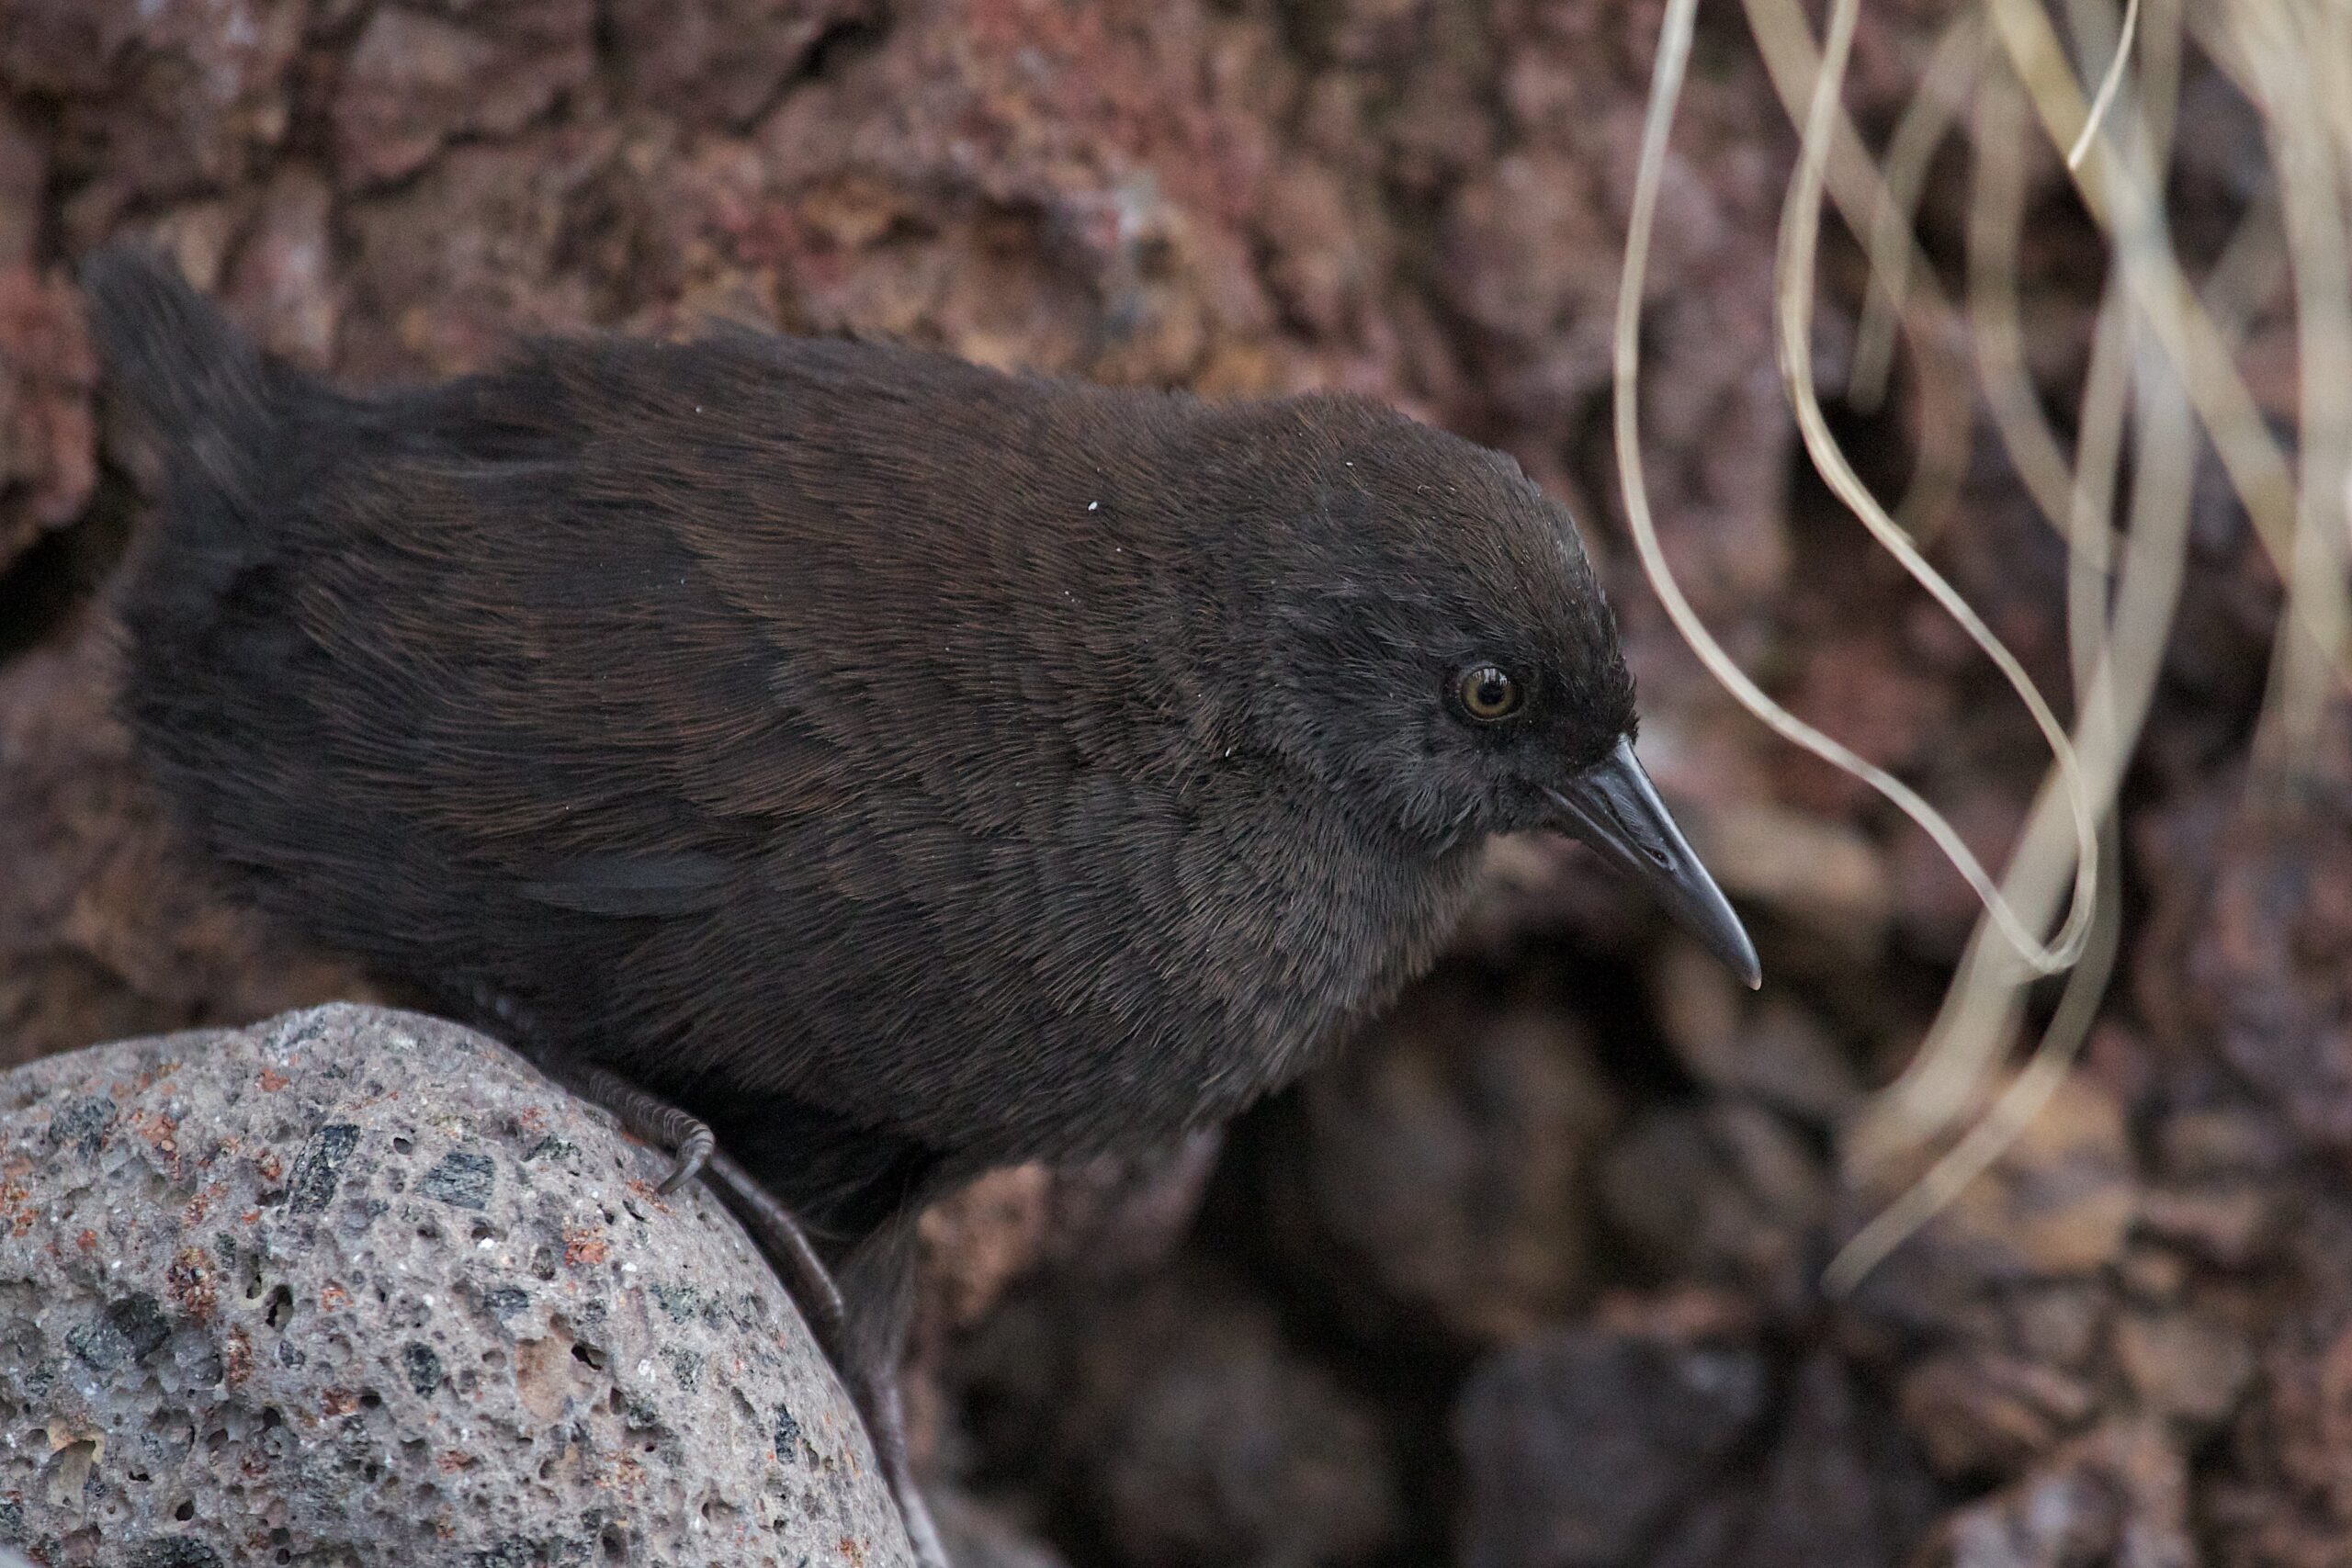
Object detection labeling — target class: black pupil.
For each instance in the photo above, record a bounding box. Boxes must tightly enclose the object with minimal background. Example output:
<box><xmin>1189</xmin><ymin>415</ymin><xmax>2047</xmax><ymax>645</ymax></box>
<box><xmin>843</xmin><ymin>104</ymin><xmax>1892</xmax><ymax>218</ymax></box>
<box><xmin>1469</xmin><ymin>670</ymin><xmax>1512</xmax><ymax>714</ymax></box>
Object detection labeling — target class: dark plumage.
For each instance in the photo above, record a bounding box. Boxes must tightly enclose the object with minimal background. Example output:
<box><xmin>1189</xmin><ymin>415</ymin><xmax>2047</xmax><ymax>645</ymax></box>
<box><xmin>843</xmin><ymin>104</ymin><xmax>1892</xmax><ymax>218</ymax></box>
<box><xmin>85</xmin><ymin>245</ymin><xmax>1755</xmax><ymax>1554</ymax></box>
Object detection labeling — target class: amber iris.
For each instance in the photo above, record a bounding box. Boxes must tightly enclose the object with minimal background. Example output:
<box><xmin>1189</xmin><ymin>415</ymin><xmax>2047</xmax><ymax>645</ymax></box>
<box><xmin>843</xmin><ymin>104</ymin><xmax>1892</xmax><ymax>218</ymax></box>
<box><xmin>1456</xmin><ymin>663</ymin><xmax>1521</xmax><ymax>721</ymax></box>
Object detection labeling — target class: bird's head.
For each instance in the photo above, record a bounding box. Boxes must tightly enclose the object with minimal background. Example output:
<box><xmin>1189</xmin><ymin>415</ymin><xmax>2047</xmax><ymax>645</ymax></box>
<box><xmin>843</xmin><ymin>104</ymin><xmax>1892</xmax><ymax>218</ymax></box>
<box><xmin>1193</xmin><ymin>394</ymin><xmax>1759</xmax><ymax>987</ymax></box>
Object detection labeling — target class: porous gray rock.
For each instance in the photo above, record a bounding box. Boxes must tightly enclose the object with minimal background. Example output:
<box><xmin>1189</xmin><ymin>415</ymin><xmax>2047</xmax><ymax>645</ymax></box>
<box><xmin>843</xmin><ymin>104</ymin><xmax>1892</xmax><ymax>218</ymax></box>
<box><xmin>0</xmin><ymin>1003</ymin><xmax>913</xmax><ymax>1567</ymax></box>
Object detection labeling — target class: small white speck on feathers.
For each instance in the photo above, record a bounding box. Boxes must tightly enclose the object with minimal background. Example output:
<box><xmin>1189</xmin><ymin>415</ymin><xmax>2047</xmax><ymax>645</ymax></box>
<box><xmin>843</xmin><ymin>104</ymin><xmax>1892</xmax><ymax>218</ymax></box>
<box><xmin>1087</xmin><ymin>500</ymin><xmax>1100</xmax><ymax>511</ymax></box>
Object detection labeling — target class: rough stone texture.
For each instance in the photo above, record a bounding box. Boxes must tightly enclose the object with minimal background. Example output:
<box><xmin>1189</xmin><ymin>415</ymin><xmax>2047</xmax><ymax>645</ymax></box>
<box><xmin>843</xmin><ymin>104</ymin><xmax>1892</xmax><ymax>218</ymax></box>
<box><xmin>1058</xmin><ymin>1279</ymin><xmax>1399</xmax><ymax>1568</ymax></box>
<box><xmin>1677</xmin><ymin>1351</ymin><xmax>1941</xmax><ymax>1568</ymax></box>
<box><xmin>1911</xmin><ymin>1422</ymin><xmax>2194</xmax><ymax>1568</ymax></box>
<box><xmin>332</xmin><ymin>1</ymin><xmax>596</xmax><ymax>190</ymax></box>
<box><xmin>606</xmin><ymin>0</ymin><xmax>877</xmax><ymax>130</ymax></box>
<box><xmin>0</xmin><ymin>1004</ymin><xmax>912</xmax><ymax>1567</ymax></box>
<box><xmin>898</xmin><ymin>1129</ymin><xmax>1223</xmax><ymax>1472</ymax></box>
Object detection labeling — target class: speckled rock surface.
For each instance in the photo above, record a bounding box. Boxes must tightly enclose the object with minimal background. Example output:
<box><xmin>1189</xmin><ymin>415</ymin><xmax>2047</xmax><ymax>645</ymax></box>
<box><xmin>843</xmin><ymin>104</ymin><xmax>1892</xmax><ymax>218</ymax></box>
<box><xmin>0</xmin><ymin>1003</ymin><xmax>912</xmax><ymax>1567</ymax></box>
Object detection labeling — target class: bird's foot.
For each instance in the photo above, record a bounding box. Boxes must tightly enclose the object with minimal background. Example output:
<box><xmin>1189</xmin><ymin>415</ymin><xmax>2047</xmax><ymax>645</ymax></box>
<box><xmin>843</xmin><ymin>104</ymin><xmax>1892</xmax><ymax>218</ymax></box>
<box><xmin>569</xmin><ymin>1062</ymin><xmax>715</xmax><ymax>1194</ymax></box>
<box><xmin>504</xmin><ymin>1041</ymin><xmax>947</xmax><ymax>1564</ymax></box>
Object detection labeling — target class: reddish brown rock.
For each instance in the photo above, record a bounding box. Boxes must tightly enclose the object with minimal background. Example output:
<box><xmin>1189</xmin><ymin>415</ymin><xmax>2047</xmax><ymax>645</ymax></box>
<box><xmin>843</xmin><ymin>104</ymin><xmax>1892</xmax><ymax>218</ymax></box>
<box><xmin>332</xmin><ymin>1</ymin><xmax>595</xmax><ymax>189</ymax></box>
<box><xmin>27</xmin><ymin>0</ymin><xmax>303</xmax><ymax>233</ymax></box>
<box><xmin>1648</xmin><ymin>1351</ymin><xmax>1942</xmax><ymax>1568</ymax></box>
<box><xmin>337</xmin><ymin>129</ymin><xmax>624</xmax><ymax>377</ymax></box>
<box><xmin>2114</xmin><ymin>1308</ymin><xmax>2256</xmax><ymax>1430</ymax></box>
<box><xmin>931</xmin><ymin>1490</ymin><xmax>1070</xmax><ymax>1568</ymax></box>
<box><xmin>1913</xmin><ymin>1422</ymin><xmax>2193</xmax><ymax>1568</ymax></box>
<box><xmin>1841</xmin><ymin>1071</ymin><xmax>2139</xmax><ymax>1338</ymax></box>
<box><xmin>1648</xmin><ymin>940</ymin><xmax>1866</xmax><ymax>1122</ymax></box>
<box><xmin>903</xmin><ymin>1137</ymin><xmax>1219</xmax><ymax>1470</ymax></box>
<box><xmin>1896</xmin><ymin>1349</ymin><xmax>2098</xmax><ymax>1478</ymax></box>
<box><xmin>220</xmin><ymin>165</ymin><xmax>340</xmax><ymax>368</ymax></box>
<box><xmin>1600</xmin><ymin>1100</ymin><xmax>1829</xmax><ymax>1317</ymax></box>
<box><xmin>1029</xmin><ymin>1129</ymin><xmax>1223</xmax><ymax>1282</ymax></box>
<box><xmin>920</xmin><ymin>1165</ymin><xmax>1059</xmax><ymax>1337</ymax></box>
<box><xmin>2205</xmin><ymin>1203</ymin><xmax>2352</xmax><ymax>1567</ymax></box>
<box><xmin>2136</xmin><ymin>1181</ymin><xmax>2278</xmax><ymax>1271</ymax></box>
<box><xmin>1265</xmin><ymin>972</ymin><xmax>1622</xmax><ymax>1345</ymax></box>
<box><xmin>1835</xmin><ymin>1071</ymin><xmax>2143</xmax><ymax>1495</ymax></box>
<box><xmin>0</xmin><ymin>102</ymin><xmax>41</xmax><ymax>267</ymax></box>
<box><xmin>0</xmin><ymin>264</ymin><xmax>96</xmax><ymax>576</ymax></box>
<box><xmin>2184</xmin><ymin>785</ymin><xmax>2352</xmax><ymax>1163</ymax></box>
<box><xmin>1438</xmin><ymin>2</ymin><xmax>1795</xmax><ymax>635</ymax></box>
<box><xmin>1056</xmin><ymin>1269</ymin><xmax>1401</xmax><ymax>1568</ymax></box>
<box><xmin>608</xmin><ymin>0</ymin><xmax>879</xmax><ymax>130</ymax></box>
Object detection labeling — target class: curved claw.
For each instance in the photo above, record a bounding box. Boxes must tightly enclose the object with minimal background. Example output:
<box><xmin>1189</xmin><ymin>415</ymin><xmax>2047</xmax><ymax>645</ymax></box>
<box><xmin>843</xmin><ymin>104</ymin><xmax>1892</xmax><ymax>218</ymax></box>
<box><xmin>657</xmin><ymin>1122</ymin><xmax>716</xmax><ymax>1195</ymax></box>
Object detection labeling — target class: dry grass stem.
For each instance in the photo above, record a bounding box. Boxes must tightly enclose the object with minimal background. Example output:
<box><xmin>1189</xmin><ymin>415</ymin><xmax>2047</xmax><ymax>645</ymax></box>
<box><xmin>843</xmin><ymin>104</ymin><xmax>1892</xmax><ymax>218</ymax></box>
<box><xmin>1618</xmin><ymin>0</ymin><xmax>2347</xmax><ymax>1286</ymax></box>
<box><xmin>1849</xmin><ymin>11</ymin><xmax>1986</xmax><ymax>414</ymax></box>
<box><xmin>2067</xmin><ymin>0</ymin><xmax>2142</xmax><ymax>169</ymax></box>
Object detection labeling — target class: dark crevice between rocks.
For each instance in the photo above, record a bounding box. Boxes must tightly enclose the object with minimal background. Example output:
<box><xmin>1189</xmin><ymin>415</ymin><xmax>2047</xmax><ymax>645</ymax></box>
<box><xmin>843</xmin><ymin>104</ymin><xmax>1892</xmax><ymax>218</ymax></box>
<box><xmin>0</xmin><ymin>464</ymin><xmax>134</xmax><ymax>662</ymax></box>
<box><xmin>11</xmin><ymin>90</ymin><xmax>72</xmax><ymax>270</ymax></box>
<box><xmin>588</xmin><ymin>0</ymin><xmax>893</xmax><ymax>135</ymax></box>
<box><xmin>1196</xmin><ymin>1109</ymin><xmax>1469</xmax><ymax>1568</ymax></box>
<box><xmin>1775</xmin><ymin>388</ymin><xmax>1930</xmax><ymax>613</ymax></box>
<box><xmin>1159</xmin><ymin>951</ymin><xmax>1692</xmax><ymax>1568</ymax></box>
<box><xmin>795</xmin><ymin>11</ymin><xmax>894</xmax><ymax>94</ymax></box>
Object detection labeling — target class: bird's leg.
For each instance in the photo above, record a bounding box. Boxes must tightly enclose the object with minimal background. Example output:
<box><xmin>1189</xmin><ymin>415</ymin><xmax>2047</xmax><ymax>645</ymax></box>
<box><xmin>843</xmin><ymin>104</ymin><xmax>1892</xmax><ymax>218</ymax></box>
<box><xmin>701</xmin><ymin>1156</ymin><xmax>948</xmax><ymax>1568</ymax></box>
<box><xmin>473</xmin><ymin>996</ymin><xmax>946</xmax><ymax>1566</ymax></box>
<box><xmin>700</xmin><ymin>1147</ymin><xmax>850</xmax><ymax>1349</ymax></box>
<box><xmin>529</xmin><ymin>1063</ymin><xmax>833</xmax><ymax>1332</ymax></box>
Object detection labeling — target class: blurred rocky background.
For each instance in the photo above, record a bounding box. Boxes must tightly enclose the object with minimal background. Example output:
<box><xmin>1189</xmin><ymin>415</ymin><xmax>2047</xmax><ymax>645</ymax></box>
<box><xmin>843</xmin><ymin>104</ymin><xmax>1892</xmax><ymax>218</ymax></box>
<box><xmin>0</xmin><ymin>0</ymin><xmax>2335</xmax><ymax>1564</ymax></box>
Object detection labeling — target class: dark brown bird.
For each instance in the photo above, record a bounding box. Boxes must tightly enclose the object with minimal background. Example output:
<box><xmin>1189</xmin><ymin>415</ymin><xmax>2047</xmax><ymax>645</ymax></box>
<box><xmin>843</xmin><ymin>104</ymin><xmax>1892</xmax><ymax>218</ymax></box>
<box><xmin>85</xmin><ymin>246</ymin><xmax>1756</xmax><ymax>1560</ymax></box>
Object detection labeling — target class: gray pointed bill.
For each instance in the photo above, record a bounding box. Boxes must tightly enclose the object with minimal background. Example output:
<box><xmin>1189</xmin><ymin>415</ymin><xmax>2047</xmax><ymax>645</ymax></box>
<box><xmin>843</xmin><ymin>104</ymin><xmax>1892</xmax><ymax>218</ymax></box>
<box><xmin>1543</xmin><ymin>737</ymin><xmax>1762</xmax><ymax>989</ymax></box>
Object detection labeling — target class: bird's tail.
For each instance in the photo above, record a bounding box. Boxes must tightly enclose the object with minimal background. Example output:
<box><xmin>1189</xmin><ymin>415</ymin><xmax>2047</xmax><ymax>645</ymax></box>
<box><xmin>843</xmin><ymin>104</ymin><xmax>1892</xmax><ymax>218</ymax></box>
<box><xmin>80</xmin><ymin>243</ymin><xmax>281</xmax><ymax>499</ymax></box>
<box><xmin>85</xmin><ymin>243</ymin><xmax>311</xmax><ymax>758</ymax></box>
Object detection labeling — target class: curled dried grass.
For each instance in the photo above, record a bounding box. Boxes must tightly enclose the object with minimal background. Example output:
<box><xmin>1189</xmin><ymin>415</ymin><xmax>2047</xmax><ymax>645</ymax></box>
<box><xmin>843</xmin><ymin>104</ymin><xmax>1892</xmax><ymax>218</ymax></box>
<box><xmin>1614</xmin><ymin>0</ymin><xmax>2350</xmax><ymax>1288</ymax></box>
<box><xmin>1623</xmin><ymin>0</ymin><xmax>2099</xmax><ymax>993</ymax></box>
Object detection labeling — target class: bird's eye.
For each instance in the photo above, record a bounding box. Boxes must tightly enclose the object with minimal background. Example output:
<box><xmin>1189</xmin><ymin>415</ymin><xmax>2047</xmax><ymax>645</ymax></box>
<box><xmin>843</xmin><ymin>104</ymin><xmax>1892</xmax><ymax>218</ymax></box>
<box><xmin>1455</xmin><ymin>663</ymin><xmax>1522</xmax><ymax>722</ymax></box>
